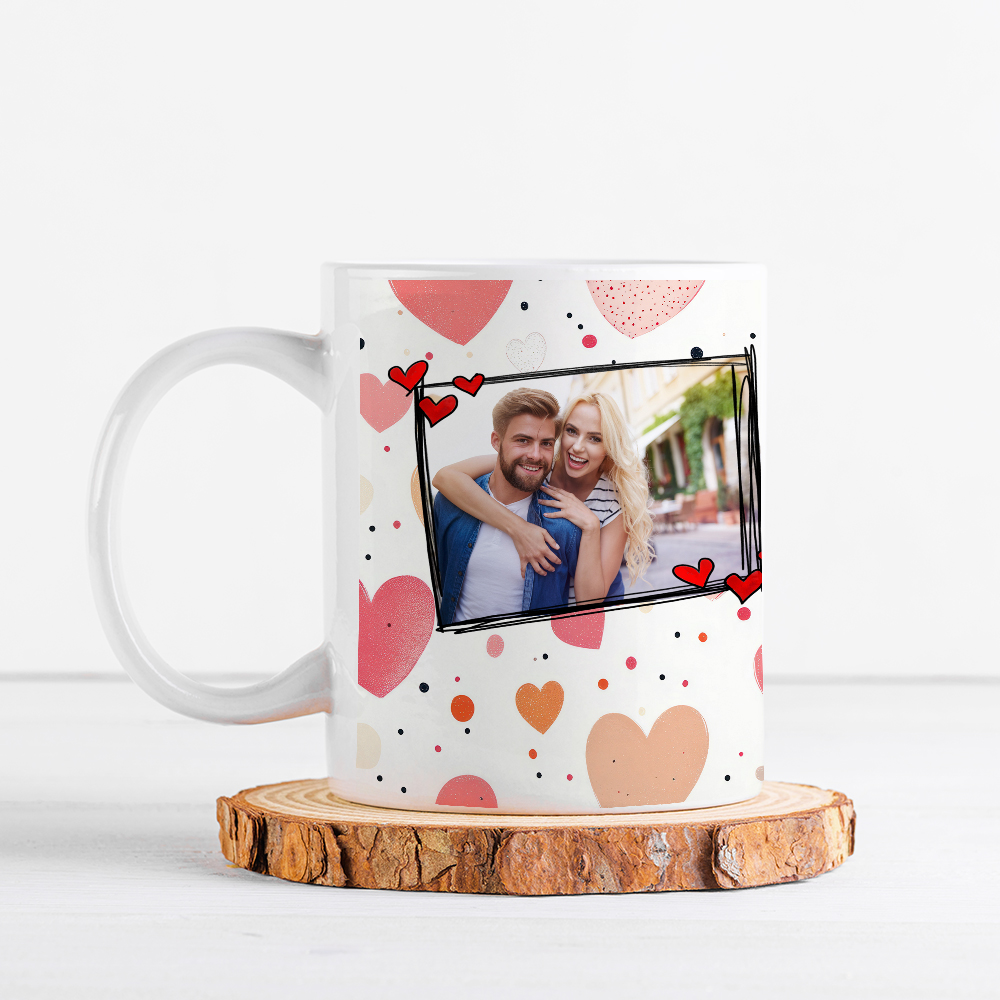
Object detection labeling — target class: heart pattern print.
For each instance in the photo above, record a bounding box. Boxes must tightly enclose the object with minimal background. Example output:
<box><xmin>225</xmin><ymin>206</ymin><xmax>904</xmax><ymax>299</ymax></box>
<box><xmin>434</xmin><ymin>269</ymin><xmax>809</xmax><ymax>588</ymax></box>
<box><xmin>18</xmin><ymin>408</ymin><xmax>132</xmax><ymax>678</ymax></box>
<box><xmin>348</xmin><ymin>273</ymin><xmax>763</xmax><ymax>814</ymax></box>
<box><xmin>358</xmin><ymin>576</ymin><xmax>435</xmax><ymax>698</ymax></box>
<box><xmin>587</xmin><ymin>280</ymin><xmax>704</xmax><ymax>338</ymax></box>
<box><xmin>586</xmin><ymin>706</ymin><xmax>710</xmax><ymax>807</ymax></box>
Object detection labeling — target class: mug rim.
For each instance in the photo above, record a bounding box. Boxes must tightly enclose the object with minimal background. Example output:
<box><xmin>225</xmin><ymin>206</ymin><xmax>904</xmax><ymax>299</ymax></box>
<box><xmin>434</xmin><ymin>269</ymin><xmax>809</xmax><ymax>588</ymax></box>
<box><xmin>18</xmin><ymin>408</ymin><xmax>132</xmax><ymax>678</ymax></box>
<box><xmin>324</xmin><ymin>260</ymin><xmax>765</xmax><ymax>281</ymax></box>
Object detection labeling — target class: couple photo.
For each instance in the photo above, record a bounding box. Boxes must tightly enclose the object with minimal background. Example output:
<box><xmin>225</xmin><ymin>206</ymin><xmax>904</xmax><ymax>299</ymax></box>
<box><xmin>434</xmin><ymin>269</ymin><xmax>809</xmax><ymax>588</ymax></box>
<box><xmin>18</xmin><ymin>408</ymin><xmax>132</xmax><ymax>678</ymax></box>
<box><xmin>431</xmin><ymin>385</ymin><xmax>653</xmax><ymax>624</ymax></box>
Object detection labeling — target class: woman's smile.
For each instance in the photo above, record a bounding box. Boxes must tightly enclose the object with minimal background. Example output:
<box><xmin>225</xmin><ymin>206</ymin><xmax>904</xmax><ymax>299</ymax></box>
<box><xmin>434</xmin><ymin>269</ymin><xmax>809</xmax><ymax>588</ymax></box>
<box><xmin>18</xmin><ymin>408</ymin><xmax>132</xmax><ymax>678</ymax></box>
<box><xmin>566</xmin><ymin>451</ymin><xmax>589</xmax><ymax>472</ymax></box>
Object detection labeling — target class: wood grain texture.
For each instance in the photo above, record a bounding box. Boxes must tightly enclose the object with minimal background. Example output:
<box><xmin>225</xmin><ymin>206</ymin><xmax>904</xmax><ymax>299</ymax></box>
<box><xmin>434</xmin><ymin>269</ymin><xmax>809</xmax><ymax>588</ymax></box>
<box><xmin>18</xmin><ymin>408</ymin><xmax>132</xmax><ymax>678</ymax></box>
<box><xmin>217</xmin><ymin>779</ymin><xmax>855</xmax><ymax>894</ymax></box>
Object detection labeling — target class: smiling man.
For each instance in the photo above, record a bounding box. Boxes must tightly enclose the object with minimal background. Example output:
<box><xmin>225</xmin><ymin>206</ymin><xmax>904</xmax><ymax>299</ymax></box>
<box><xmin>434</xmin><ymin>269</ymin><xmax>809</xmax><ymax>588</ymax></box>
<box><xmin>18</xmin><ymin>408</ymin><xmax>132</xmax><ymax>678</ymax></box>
<box><xmin>433</xmin><ymin>387</ymin><xmax>582</xmax><ymax>625</ymax></box>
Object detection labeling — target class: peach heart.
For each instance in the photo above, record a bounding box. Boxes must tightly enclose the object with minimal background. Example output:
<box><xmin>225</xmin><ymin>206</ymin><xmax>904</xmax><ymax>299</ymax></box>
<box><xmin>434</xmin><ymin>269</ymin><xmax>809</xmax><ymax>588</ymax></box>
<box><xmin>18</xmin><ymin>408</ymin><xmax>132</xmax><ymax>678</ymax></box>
<box><xmin>358</xmin><ymin>576</ymin><xmax>435</xmax><ymax>697</ymax></box>
<box><xmin>586</xmin><ymin>280</ymin><xmax>705</xmax><ymax>338</ymax></box>
<box><xmin>435</xmin><ymin>774</ymin><xmax>498</xmax><ymax>809</ymax></box>
<box><xmin>390</xmin><ymin>279</ymin><xmax>512</xmax><ymax>346</ymax></box>
<box><xmin>515</xmin><ymin>681</ymin><xmax>564</xmax><ymax>734</ymax></box>
<box><xmin>506</xmin><ymin>331</ymin><xmax>546</xmax><ymax>372</ymax></box>
<box><xmin>550</xmin><ymin>609</ymin><xmax>603</xmax><ymax>649</ymax></box>
<box><xmin>585</xmin><ymin>705</ymin><xmax>709</xmax><ymax>807</ymax></box>
<box><xmin>360</xmin><ymin>373</ymin><xmax>412</xmax><ymax>432</ymax></box>
<box><xmin>754</xmin><ymin>645</ymin><xmax>763</xmax><ymax>692</ymax></box>
<box><xmin>360</xmin><ymin>475</ymin><xmax>373</xmax><ymax>514</ymax></box>
<box><xmin>410</xmin><ymin>466</ymin><xmax>425</xmax><ymax>526</ymax></box>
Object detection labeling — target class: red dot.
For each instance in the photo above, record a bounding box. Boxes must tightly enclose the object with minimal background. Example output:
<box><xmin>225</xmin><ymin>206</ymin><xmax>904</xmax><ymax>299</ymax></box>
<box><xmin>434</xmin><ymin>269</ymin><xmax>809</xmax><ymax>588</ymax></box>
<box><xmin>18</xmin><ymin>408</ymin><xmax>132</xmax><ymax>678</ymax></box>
<box><xmin>528</xmin><ymin>749</ymin><xmax>537</xmax><ymax>759</ymax></box>
<box><xmin>698</xmin><ymin>632</ymin><xmax>708</xmax><ymax>642</ymax></box>
<box><xmin>582</xmin><ymin>334</ymin><xmax>597</xmax><ymax>348</ymax></box>
<box><xmin>434</xmin><ymin>745</ymin><xmax>441</xmax><ymax>752</ymax></box>
<box><xmin>598</xmin><ymin>678</ymin><xmax>609</xmax><ymax>690</ymax></box>
<box><xmin>739</xmin><ymin>751</ymin><xmax>743</xmax><ymax>756</ymax></box>
<box><xmin>384</xmin><ymin>446</ymin><xmax>390</xmax><ymax>452</ymax></box>
<box><xmin>393</xmin><ymin>520</ymin><xmax>401</xmax><ymax>529</ymax></box>
<box><xmin>682</xmin><ymin>679</ymin><xmax>688</xmax><ymax>687</ymax></box>
<box><xmin>425</xmin><ymin>351</ymin><xmax>433</xmax><ymax>359</ymax></box>
<box><xmin>454</xmin><ymin>676</ymin><xmax>460</xmax><ymax>682</ymax></box>
<box><xmin>737</xmin><ymin>608</ymin><xmax>751</xmax><ymax>620</ymax></box>
<box><xmin>566</xmin><ymin>774</ymin><xmax>573</xmax><ymax>781</ymax></box>
<box><xmin>625</xmin><ymin>656</ymin><xmax>637</xmax><ymax>670</ymax></box>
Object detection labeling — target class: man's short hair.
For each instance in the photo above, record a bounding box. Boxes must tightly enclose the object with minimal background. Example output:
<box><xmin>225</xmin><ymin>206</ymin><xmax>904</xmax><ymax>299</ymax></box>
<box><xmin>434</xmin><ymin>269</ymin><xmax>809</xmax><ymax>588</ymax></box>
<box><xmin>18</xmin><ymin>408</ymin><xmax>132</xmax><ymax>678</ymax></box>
<box><xmin>492</xmin><ymin>387</ymin><xmax>561</xmax><ymax>440</ymax></box>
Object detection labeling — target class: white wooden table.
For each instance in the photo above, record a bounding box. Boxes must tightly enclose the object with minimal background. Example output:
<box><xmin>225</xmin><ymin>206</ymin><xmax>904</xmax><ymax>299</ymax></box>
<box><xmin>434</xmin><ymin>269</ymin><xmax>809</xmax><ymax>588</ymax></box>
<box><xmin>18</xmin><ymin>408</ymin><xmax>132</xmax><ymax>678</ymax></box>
<box><xmin>2</xmin><ymin>677</ymin><xmax>997</xmax><ymax>998</ymax></box>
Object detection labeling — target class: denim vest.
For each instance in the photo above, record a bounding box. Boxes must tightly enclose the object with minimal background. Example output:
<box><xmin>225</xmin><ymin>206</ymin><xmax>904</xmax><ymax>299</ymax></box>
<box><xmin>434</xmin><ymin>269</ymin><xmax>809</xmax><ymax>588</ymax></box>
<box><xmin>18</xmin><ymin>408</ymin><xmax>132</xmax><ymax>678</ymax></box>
<box><xmin>434</xmin><ymin>473</ymin><xmax>584</xmax><ymax>625</ymax></box>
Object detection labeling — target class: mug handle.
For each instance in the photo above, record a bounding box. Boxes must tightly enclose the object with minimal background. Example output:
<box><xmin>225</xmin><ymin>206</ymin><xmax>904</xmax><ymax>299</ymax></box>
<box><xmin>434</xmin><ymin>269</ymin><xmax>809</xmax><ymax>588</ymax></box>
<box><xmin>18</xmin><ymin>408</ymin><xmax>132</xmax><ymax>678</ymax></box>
<box><xmin>88</xmin><ymin>327</ymin><xmax>333</xmax><ymax>723</ymax></box>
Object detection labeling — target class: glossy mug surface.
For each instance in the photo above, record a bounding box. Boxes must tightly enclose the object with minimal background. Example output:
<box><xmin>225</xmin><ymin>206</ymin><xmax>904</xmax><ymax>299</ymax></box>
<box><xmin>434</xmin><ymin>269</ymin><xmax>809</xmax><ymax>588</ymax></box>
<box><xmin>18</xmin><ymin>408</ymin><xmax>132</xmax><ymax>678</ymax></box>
<box><xmin>89</xmin><ymin>261</ymin><xmax>765</xmax><ymax>814</ymax></box>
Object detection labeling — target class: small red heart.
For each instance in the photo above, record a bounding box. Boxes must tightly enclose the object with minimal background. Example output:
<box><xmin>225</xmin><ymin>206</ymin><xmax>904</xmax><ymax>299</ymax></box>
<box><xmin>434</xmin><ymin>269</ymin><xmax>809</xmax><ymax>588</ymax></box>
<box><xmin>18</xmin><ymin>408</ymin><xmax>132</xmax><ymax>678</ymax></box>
<box><xmin>418</xmin><ymin>395</ymin><xmax>458</xmax><ymax>426</ymax></box>
<box><xmin>672</xmin><ymin>558</ymin><xmax>715</xmax><ymax>588</ymax></box>
<box><xmin>388</xmin><ymin>361</ymin><xmax>428</xmax><ymax>393</ymax></box>
<box><xmin>452</xmin><ymin>373</ymin><xmax>484</xmax><ymax>396</ymax></box>
<box><xmin>725</xmin><ymin>570</ymin><xmax>762</xmax><ymax>604</ymax></box>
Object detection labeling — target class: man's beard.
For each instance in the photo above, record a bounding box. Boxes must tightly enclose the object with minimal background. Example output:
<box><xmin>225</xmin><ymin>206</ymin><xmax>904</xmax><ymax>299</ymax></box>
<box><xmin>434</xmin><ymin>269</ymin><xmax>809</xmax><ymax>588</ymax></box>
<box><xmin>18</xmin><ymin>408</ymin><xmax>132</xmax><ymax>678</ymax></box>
<box><xmin>498</xmin><ymin>447</ymin><xmax>551</xmax><ymax>492</ymax></box>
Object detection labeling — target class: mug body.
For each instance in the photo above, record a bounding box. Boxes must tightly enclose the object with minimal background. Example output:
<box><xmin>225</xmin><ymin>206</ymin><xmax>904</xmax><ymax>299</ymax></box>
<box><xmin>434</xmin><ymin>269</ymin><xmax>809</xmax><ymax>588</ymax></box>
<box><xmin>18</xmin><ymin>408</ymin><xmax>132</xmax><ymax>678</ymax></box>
<box><xmin>321</xmin><ymin>262</ymin><xmax>765</xmax><ymax>814</ymax></box>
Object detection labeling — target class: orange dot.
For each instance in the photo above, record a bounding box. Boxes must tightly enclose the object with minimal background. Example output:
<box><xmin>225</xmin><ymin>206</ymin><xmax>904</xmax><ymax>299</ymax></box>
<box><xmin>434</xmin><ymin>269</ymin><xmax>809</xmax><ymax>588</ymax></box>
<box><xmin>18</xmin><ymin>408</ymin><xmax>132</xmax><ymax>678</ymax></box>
<box><xmin>528</xmin><ymin>749</ymin><xmax>537</xmax><ymax>759</ymax></box>
<box><xmin>598</xmin><ymin>678</ymin><xmax>609</xmax><ymax>690</ymax></box>
<box><xmin>450</xmin><ymin>694</ymin><xmax>474</xmax><ymax>723</ymax></box>
<box><xmin>698</xmin><ymin>632</ymin><xmax>708</xmax><ymax>642</ymax></box>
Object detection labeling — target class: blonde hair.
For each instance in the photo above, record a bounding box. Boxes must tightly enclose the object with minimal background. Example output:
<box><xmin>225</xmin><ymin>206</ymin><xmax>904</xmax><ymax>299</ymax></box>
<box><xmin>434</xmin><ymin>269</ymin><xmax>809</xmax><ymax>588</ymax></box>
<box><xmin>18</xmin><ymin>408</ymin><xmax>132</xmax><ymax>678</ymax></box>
<box><xmin>558</xmin><ymin>392</ymin><xmax>653</xmax><ymax>586</ymax></box>
<box><xmin>492</xmin><ymin>387</ymin><xmax>561</xmax><ymax>439</ymax></box>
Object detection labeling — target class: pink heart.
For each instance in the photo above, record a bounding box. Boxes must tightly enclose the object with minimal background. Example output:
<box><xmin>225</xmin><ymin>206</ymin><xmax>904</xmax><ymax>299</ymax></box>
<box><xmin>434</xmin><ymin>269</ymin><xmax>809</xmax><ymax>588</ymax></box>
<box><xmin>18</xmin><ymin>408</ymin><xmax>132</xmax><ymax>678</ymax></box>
<box><xmin>550</xmin><ymin>609</ymin><xmax>604</xmax><ymax>650</ymax></box>
<box><xmin>360</xmin><ymin>373</ymin><xmax>412</xmax><ymax>433</ymax></box>
<box><xmin>390</xmin><ymin>280</ymin><xmax>512</xmax><ymax>346</ymax></box>
<box><xmin>359</xmin><ymin>576</ymin><xmax>435</xmax><ymax>697</ymax></box>
<box><xmin>586</xmin><ymin>280</ymin><xmax>705</xmax><ymax>338</ymax></box>
<box><xmin>754</xmin><ymin>645</ymin><xmax>763</xmax><ymax>692</ymax></box>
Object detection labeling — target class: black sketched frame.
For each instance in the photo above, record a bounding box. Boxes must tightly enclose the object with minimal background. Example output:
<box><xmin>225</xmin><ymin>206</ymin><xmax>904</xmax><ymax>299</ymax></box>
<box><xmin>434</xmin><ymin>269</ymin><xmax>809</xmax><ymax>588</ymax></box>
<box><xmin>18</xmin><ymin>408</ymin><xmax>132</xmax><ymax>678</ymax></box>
<box><xmin>412</xmin><ymin>347</ymin><xmax>762</xmax><ymax>634</ymax></box>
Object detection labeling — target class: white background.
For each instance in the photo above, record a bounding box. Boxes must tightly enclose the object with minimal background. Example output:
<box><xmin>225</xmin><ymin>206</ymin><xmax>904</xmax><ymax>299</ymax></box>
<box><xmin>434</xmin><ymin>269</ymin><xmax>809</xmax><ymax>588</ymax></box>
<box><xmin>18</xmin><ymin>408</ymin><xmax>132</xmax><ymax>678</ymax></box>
<box><xmin>1</xmin><ymin>0</ymin><xmax>997</xmax><ymax>682</ymax></box>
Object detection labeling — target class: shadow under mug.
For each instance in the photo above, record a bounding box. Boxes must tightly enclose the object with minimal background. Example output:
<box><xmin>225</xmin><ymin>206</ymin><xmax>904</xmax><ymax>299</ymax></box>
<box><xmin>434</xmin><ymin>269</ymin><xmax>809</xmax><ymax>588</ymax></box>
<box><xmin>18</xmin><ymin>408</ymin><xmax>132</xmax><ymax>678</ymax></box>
<box><xmin>89</xmin><ymin>260</ymin><xmax>765</xmax><ymax>814</ymax></box>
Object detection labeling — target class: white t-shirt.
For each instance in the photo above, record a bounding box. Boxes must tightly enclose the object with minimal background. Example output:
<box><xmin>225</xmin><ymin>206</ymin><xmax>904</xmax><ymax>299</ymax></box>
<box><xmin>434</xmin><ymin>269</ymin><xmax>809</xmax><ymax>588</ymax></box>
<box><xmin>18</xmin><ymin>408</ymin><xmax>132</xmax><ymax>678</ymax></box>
<box><xmin>454</xmin><ymin>486</ymin><xmax>532</xmax><ymax>623</ymax></box>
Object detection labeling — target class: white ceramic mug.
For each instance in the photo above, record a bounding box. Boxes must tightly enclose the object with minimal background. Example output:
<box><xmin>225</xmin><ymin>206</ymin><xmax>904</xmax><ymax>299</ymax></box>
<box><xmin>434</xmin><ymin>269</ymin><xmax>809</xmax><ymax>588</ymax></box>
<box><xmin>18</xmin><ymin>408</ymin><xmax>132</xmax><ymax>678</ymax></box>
<box><xmin>89</xmin><ymin>261</ymin><xmax>765</xmax><ymax>814</ymax></box>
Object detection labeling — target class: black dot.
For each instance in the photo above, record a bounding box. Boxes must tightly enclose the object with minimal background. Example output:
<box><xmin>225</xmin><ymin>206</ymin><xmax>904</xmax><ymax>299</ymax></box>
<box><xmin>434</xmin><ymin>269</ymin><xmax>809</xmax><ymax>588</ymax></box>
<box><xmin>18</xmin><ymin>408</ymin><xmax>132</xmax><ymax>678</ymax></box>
<box><xmin>387</xmin><ymin>622</ymin><xmax>391</xmax><ymax>627</ymax></box>
<box><xmin>520</xmin><ymin>301</ymin><xmax>529</xmax><ymax>310</ymax></box>
<box><xmin>542</xmin><ymin>653</ymin><xmax>548</xmax><ymax>660</ymax></box>
<box><xmin>536</xmin><ymin>772</ymin><xmax>542</xmax><ymax>778</ymax></box>
<box><xmin>398</xmin><ymin>728</ymin><xmax>403</xmax><ymax>735</ymax></box>
<box><xmin>360</xmin><ymin>338</ymin><xmax>365</xmax><ymax>349</ymax></box>
<box><xmin>577</xmin><ymin>324</ymin><xmax>583</xmax><ymax>330</ymax></box>
<box><xmin>690</xmin><ymin>347</ymin><xmax>704</xmax><ymax>359</ymax></box>
<box><xmin>724</xmin><ymin>775</ymin><xmax>731</xmax><ymax>781</ymax></box>
<box><xmin>750</xmin><ymin>332</ymin><xmax>756</xmax><ymax>339</ymax></box>
<box><xmin>418</xmin><ymin>682</ymin><xmax>429</xmax><ymax>693</ymax></box>
<box><xmin>659</xmin><ymin>673</ymin><xmax>665</xmax><ymax>680</ymax></box>
<box><xmin>368</xmin><ymin>525</ymin><xmax>375</xmax><ymax>532</ymax></box>
<box><xmin>611</xmin><ymin>360</ymin><xmax>616</xmax><ymax>364</ymax></box>
<box><xmin>376</xmin><ymin>774</ymin><xmax>382</xmax><ymax>781</ymax></box>
<box><xmin>674</xmin><ymin>632</ymin><xmax>680</xmax><ymax>638</ymax></box>
<box><xmin>464</xmin><ymin>727</ymin><xmax>470</xmax><ymax>734</ymax></box>
<box><xmin>401</xmin><ymin>786</ymin><xmax>406</xmax><ymax>793</ymax></box>
<box><xmin>566</xmin><ymin>312</ymin><xmax>572</xmax><ymax>318</ymax></box>
<box><xmin>365</xmin><ymin>554</ymin><xmax>371</xmax><ymax>560</ymax></box>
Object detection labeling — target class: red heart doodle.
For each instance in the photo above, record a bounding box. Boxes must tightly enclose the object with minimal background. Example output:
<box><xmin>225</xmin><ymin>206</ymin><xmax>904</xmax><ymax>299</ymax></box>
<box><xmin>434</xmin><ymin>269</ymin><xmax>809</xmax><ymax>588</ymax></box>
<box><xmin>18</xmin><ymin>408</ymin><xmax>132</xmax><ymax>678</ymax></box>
<box><xmin>418</xmin><ymin>395</ymin><xmax>458</xmax><ymax>426</ymax></box>
<box><xmin>388</xmin><ymin>361</ymin><xmax>428</xmax><ymax>393</ymax></box>
<box><xmin>390</xmin><ymin>280</ymin><xmax>512</xmax><ymax>346</ymax></box>
<box><xmin>452</xmin><ymin>373</ymin><xmax>485</xmax><ymax>396</ymax></box>
<box><xmin>358</xmin><ymin>576</ymin><xmax>435</xmax><ymax>698</ymax></box>
<box><xmin>725</xmin><ymin>570</ymin><xmax>762</xmax><ymax>604</ymax></box>
<box><xmin>550</xmin><ymin>609</ymin><xmax>604</xmax><ymax>650</ymax></box>
<box><xmin>672</xmin><ymin>558</ymin><xmax>715</xmax><ymax>588</ymax></box>
<box><xmin>360</xmin><ymin>374</ymin><xmax>412</xmax><ymax>433</ymax></box>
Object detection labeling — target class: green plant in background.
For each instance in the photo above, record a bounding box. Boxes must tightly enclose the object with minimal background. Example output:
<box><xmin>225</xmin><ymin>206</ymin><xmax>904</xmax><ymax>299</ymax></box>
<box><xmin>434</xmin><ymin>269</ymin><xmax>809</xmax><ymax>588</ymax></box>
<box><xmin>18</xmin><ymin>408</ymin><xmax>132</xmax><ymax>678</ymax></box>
<box><xmin>679</xmin><ymin>372</ymin><xmax>734</xmax><ymax>491</ymax></box>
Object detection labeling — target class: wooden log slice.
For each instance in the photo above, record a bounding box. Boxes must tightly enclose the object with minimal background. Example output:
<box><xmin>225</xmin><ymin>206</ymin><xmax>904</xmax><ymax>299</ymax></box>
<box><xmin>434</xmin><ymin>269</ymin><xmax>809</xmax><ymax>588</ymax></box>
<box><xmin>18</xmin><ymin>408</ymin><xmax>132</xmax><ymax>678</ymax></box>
<box><xmin>217</xmin><ymin>779</ymin><xmax>854</xmax><ymax>895</ymax></box>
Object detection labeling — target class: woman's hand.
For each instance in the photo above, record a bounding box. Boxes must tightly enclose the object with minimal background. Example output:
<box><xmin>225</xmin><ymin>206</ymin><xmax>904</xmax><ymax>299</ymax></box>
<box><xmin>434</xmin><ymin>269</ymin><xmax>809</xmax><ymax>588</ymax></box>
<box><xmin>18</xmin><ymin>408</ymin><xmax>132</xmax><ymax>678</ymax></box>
<box><xmin>539</xmin><ymin>484</ymin><xmax>602</xmax><ymax>534</ymax></box>
<box><xmin>509</xmin><ymin>520</ymin><xmax>562</xmax><ymax>578</ymax></box>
